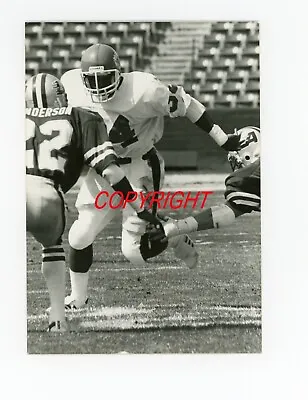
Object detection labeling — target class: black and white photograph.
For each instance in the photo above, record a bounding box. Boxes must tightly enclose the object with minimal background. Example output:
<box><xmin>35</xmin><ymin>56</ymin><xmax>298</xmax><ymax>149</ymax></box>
<box><xmin>24</xmin><ymin>20</ymin><xmax>261</xmax><ymax>354</ymax></box>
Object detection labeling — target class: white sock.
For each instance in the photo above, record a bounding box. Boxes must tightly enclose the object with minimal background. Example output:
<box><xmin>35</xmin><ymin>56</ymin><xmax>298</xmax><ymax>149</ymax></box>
<box><xmin>42</xmin><ymin>246</ymin><xmax>66</xmax><ymax>322</ymax></box>
<box><xmin>69</xmin><ymin>270</ymin><xmax>89</xmax><ymax>304</ymax></box>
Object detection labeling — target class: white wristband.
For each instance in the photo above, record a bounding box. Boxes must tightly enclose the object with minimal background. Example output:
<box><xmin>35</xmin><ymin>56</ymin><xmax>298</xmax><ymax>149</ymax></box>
<box><xmin>209</xmin><ymin>124</ymin><xmax>228</xmax><ymax>147</ymax></box>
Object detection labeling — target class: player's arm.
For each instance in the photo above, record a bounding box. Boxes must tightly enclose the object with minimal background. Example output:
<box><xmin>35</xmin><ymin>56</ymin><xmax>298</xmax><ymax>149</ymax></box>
<box><xmin>185</xmin><ymin>97</ymin><xmax>240</xmax><ymax>151</ymax></box>
<box><xmin>82</xmin><ymin>116</ymin><xmax>165</xmax><ymax>227</ymax></box>
<box><xmin>144</xmin><ymin>77</ymin><xmax>240</xmax><ymax>151</ymax></box>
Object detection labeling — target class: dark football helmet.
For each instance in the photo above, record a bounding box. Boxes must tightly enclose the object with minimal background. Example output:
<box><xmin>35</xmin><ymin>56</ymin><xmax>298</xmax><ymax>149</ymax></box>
<box><xmin>80</xmin><ymin>43</ymin><xmax>122</xmax><ymax>103</ymax></box>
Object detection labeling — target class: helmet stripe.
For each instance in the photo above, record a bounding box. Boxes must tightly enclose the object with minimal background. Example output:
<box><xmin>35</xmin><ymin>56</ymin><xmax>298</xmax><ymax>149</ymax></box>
<box><xmin>41</xmin><ymin>73</ymin><xmax>48</xmax><ymax>108</ymax></box>
<box><xmin>35</xmin><ymin>73</ymin><xmax>43</xmax><ymax>107</ymax></box>
<box><xmin>32</xmin><ymin>75</ymin><xmax>38</xmax><ymax>108</ymax></box>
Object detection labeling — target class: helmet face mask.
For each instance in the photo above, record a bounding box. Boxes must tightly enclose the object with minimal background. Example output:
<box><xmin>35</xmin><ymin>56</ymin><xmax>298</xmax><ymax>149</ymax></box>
<box><xmin>81</xmin><ymin>68</ymin><xmax>120</xmax><ymax>103</ymax></box>
<box><xmin>80</xmin><ymin>44</ymin><xmax>122</xmax><ymax>103</ymax></box>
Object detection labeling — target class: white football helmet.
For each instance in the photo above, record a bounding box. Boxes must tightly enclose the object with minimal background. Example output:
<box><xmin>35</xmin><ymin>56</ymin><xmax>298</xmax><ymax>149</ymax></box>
<box><xmin>25</xmin><ymin>73</ymin><xmax>68</xmax><ymax>108</ymax></box>
<box><xmin>228</xmin><ymin>126</ymin><xmax>260</xmax><ymax>171</ymax></box>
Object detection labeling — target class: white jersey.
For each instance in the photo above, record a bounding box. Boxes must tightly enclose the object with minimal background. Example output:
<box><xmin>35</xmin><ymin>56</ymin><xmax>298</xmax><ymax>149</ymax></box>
<box><xmin>61</xmin><ymin>69</ymin><xmax>193</xmax><ymax>158</ymax></box>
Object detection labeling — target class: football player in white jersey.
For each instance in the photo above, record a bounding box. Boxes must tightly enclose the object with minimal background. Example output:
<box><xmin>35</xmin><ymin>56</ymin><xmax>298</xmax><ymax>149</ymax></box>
<box><xmin>149</xmin><ymin>126</ymin><xmax>261</xmax><ymax>241</ymax></box>
<box><xmin>61</xmin><ymin>43</ymin><xmax>242</xmax><ymax>309</ymax></box>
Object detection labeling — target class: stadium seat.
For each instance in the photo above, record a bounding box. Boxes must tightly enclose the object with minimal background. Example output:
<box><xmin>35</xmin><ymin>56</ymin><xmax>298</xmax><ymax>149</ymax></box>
<box><xmin>224</xmin><ymin>33</ymin><xmax>247</xmax><ymax>47</ymax></box>
<box><xmin>118</xmin><ymin>48</ymin><xmax>137</xmax><ymax>70</ymax></box>
<box><xmin>211</xmin><ymin>58</ymin><xmax>235</xmax><ymax>71</ymax></box>
<box><xmin>74</xmin><ymin>37</ymin><xmax>100</xmax><ymax>51</ymax></box>
<box><xmin>183</xmin><ymin>82</ymin><xmax>200</xmax><ymax>96</ymax></box>
<box><xmin>236</xmin><ymin>93</ymin><xmax>259</xmax><ymax>108</ymax></box>
<box><xmin>51</xmin><ymin>48</ymin><xmax>70</xmax><ymax>63</ymax></box>
<box><xmin>39</xmin><ymin>61</ymin><xmax>62</xmax><ymax>76</ymax></box>
<box><xmin>203</xmin><ymin>33</ymin><xmax>225</xmax><ymax>47</ymax></box>
<box><xmin>26</xmin><ymin>49</ymin><xmax>48</xmax><ymax>63</ymax></box>
<box><xmin>227</xmin><ymin>69</ymin><xmax>249</xmax><ymax>83</ymax></box>
<box><xmin>106</xmin><ymin>22</ymin><xmax>129</xmax><ymax>39</ymax></box>
<box><xmin>248</xmin><ymin>70</ymin><xmax>260</xmax><ymax>82</ymax></box>
<box><xmin>211</xmin><ymin>21</ymin><xmax>233</xmax><ymax>35</ymax></box>
<box><xmin>101</xmin><ymin>37</ymin><xmax>122</xmax><ymax>52</ymax></box>
<box><xmin>242</xmin><ymin>45</ymin><xmax>259</xmax><ymax>59</ymax></box>
<box><xmin>61</xmin><ymin>60</ymin><xmax>81</xmax><ymax>74</ymax></box>
<box><xmin>127</xmin><ymin>22</ymin><xmax>152</xmax><ymax>44</ymax></box>
<box><xmin>29</xmin><ymin>38</ymin><xmax>52</xmax><ymax>52</ymax></box>
<box><xmin>214</xmin><ymin>94</ymin><xmax>236</xmax><ymax>108</ymax></box>
<box><xmin>205</xmin><ymin>70</ymin><xmax>226</xmax><ymax>83</ymax></box>
<box><xmin>220</xmin><ymin>46</ymin><xmax>241</xmax><ymax>60</ymax></box>
<box><xmin>69</xmin><ymin>48</ymin><xmax>83</xmax><ymax>62</ymax></box>
<box><xmin>42</xmin><ymin>23</ymin><xmax>64</xmax><ymax>39</ymax></box>
<box><xmin>195</xmin><ymin>93</ymin><xmax>215</xmax><ymax>108</ymax></box>
<box><xmin>185</xmin><ymin>69</ymin><xmax>206</xmax><ymax>84</ymax></box>
<box><xmin>247</xmin><ymin>33</ymin><xmax>259</xmax><ymax>46</ymax></box>
<box><xmin>198</xmin><ymin>47</ymin><xmax>220</xmax><ymax>60</ymax></box>
<box><xmin>246</xmin><ymin>80</ymin><xmax>260</xmax><ymax>94</ymax></box>
<box><xmin>25</xmin><ymin>23</ymin><xmax>42</xmax><ymax>39</ymax></box>
<box><xmin>235</xmin><ymin>57</ymin><xmax>258</xmax><ymax>71</ymax></box>
<box><xmin>119</xmin><ymin>59</ymin><xmax>130</xmax><ymax>73</ymax></box>
<box><xmin>52</xmin><ymin>37</ymin><xmax>75</xmax><ymax>52</ymax></box>
<box><xmin>25</xmin><ymin>61</ymin><xmax>39</xmax><ymax>76</ymax></box>
<box><xmin>64</xmin><ymin>22</ymin><xmax>86</xmax><ymax>39</ymax></box>
<box><xmin>233</xmin><ymin>21</ymin><xmax>258</xmax><ymax>34</ymax></box>
<box><xmin>192</xmin><ymin>59</ymin><xmax>212</xmax><ymax>72</ymax></box>
<box><xmin>120</xmin><ymin>37</ymin><xmax>144</xmax><ymax>61</ymax></box>
<box><xmin>199</xmin><ymin>82</ymin><xmax>222</xmax><ymax>95</ymax></box>
<box><xmin>84</xmin><ymin>23</ymin><xmax>107</xmax><ymax>40</ymax></box>
<box><xmin>222</xmin><ymin>81</ymin><xmax>244</xmax><ymax>95</ymax></box>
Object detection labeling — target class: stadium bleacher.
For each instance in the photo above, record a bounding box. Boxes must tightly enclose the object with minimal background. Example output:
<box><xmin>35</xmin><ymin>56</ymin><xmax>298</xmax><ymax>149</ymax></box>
<box><xmin>25</xmin><ymin>21</ymin><xmax>260</xmax><ymax>109</ymax></box>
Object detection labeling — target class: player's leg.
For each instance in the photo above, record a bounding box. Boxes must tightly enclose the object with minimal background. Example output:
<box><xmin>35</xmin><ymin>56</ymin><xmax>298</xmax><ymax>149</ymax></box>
<box><xmin>120</xmin><ymin>156</ymin><xmax>166</xmax><ymax>264</ymax></box>
<box><xmin>26</xmin><ymin>176</ymin><xmax>67</xmax><ymax>331</ymax></box>
<box><xmin>121</xmin><ymin>152</ymin><xmax>198</xmax><ymax>268</ymax></box>
<box><xmin>66</xmin><ymin>169</ymin><xmax>120</xmax><ymax>307</ymax></box>
<box><xmin>161</xmin><ymin>160</ymin><xmax>261</xmax><ymax>238</ymax></box>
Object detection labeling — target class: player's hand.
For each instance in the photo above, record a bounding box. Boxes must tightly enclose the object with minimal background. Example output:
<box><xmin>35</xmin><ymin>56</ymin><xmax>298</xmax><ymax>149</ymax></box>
<box><xmin>137</xmin><ymin>210</ymin><xmax>166</xmax><ymax>241</ymax></box>
<box><xmin>146</xmin><ymin>222</ymin><xmax>167</xmax><ymax>242</ymax></box>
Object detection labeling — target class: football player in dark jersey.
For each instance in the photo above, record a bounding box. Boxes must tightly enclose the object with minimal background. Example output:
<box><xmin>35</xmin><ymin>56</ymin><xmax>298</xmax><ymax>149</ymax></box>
<box><xmin>149</xmin><ymin>127</ymin><xmax>260</xmax><ymax>240</ymax></box>
<box><xmin>25</xmin><ymin>73</ymin><xmax>164</xmax><ymax>332</ymax></box>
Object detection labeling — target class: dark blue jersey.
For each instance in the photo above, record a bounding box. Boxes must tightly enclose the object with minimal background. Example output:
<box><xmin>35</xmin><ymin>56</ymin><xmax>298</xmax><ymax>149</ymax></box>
<box><xmin>25</xmin><ymin>106</ymin><xmax>117</xmax><ymax>193</ymax></box>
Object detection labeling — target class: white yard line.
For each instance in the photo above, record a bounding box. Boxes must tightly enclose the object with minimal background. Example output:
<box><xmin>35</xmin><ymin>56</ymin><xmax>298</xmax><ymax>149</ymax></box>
<box><xmin>27</xmin><ymin>304</ymin><xmax>261</xmax><ymax>323</ymax></box>
<box><xmin>27</xmin><ymin>265</ymin><xmax>185</xmax><ymax>273</ymax></box>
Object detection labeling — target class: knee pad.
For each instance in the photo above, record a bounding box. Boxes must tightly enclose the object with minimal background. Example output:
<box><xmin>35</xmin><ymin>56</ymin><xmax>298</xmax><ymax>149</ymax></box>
<box><xmin>121</xmin><ymin>236</ymin><xmax>146</xmax><ymax>265</ymax></box>
<box><xmin>68</xmin><ymin>220</ymin><xmax>96</xmax><ymax>250</ymax></box>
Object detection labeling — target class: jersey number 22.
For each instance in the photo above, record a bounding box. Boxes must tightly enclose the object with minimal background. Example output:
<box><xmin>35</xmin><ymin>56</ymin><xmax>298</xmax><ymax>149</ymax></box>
<box><xmin>26</xmin><ymin>119</ymin><xmax>73</xmax><ymax>173</ymax></box>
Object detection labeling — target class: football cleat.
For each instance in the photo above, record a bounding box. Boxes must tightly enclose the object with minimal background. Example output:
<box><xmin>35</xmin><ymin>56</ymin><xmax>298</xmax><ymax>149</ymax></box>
<box><xmin>47</xmin><ymin>320</ymin><xmax>68</xmax><ymax>333</ymax></box>
<box><xmin>169</xmin><ymin>234</ymin><xmax>199</xmax><ymax>269</ymax></box>
<box><xmin>64</xmin><ymin>295</ymin><xmax>89</xmax><ymax>311</ymax></box>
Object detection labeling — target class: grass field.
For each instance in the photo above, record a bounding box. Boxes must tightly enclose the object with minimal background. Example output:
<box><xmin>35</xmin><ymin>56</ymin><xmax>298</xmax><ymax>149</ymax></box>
<box><xmin>27</xmin><ymin>180</ymin><xmax>261</xmax><ymax>354</ymax></box>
